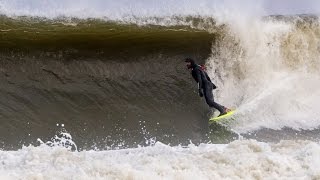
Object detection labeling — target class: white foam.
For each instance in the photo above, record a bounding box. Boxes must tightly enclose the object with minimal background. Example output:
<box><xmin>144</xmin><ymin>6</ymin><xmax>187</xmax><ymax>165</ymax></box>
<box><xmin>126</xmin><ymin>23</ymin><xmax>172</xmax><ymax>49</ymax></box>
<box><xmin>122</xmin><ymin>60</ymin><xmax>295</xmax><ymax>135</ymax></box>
<box><xmin>0</xmin><ymin>139</ymin><xmax>319</xmax><ymax>179</ymax></box>
<box><xmin>208</xmin><ymin>13</ymin><xmax>320</xmax><ymax>132</ymax></box>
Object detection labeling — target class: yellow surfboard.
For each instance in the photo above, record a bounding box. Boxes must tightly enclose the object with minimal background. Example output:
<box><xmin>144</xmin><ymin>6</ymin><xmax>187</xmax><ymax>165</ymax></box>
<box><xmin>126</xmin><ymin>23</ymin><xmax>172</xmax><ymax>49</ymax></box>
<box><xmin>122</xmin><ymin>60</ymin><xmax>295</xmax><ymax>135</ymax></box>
<box><xmin>209</xmin><ymin>110</ymin><xmax>236</xmax><ymax>123</ymax></box>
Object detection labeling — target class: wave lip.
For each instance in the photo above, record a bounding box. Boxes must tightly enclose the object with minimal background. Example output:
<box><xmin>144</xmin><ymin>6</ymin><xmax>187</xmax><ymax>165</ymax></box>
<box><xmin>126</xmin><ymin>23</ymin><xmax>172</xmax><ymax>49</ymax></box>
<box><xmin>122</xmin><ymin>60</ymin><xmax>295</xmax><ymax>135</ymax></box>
<box><xmin>0</xmin><ymin>0</ymin><xmax>266</xmax><ymax>20</ymax></box>
<box><xmin>0</xmin><ymin>15</ymin><xmax>218</xmax><ymax>50</ymax></box>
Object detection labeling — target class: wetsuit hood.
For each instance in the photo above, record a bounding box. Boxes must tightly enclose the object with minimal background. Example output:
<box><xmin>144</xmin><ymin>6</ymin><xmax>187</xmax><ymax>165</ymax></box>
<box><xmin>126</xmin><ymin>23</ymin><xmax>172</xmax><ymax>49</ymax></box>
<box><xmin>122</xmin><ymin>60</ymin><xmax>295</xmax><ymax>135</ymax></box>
<box><xmin>185</xmin><ymin>58</ymin><xmax>197</xmax><ymax>69</ymax></box>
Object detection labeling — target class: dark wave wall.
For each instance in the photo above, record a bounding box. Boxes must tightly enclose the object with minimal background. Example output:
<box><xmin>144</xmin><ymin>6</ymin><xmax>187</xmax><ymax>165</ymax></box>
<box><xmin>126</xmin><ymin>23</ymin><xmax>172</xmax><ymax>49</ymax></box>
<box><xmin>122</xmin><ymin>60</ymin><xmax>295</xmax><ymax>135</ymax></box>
<box><xmin>0</xmin><ymin>16</ymin><xmax>221</xmax><ymax>150</ymax></box>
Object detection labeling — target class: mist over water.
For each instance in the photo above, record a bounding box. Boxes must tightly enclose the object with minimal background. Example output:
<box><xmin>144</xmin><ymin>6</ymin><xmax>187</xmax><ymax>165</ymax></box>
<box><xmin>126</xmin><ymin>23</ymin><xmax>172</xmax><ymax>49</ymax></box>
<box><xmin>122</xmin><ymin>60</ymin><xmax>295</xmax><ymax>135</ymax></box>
<box><xmin>1</xmin><ymin>0</ymin><xmax>320</xmax><ymax>179</ymax></box>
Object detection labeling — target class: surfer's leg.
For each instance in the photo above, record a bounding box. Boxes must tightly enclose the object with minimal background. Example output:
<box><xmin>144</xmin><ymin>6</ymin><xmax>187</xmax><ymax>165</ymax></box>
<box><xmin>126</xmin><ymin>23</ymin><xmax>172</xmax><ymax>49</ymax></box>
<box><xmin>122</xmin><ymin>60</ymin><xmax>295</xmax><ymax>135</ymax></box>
<box><xmin>203</xmin><ymin>86</ymin><xmax>226</xmax><ymax>114</ymax></box>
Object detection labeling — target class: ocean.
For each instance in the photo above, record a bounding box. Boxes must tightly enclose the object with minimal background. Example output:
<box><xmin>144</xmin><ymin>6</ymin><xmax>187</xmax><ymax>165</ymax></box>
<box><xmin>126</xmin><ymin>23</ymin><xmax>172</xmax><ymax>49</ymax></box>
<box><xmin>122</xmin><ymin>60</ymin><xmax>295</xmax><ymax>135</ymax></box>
<box><xmin>0</xmin><ymin>0</ymin><xmax>320</xmax><ymax>179</ymax></box>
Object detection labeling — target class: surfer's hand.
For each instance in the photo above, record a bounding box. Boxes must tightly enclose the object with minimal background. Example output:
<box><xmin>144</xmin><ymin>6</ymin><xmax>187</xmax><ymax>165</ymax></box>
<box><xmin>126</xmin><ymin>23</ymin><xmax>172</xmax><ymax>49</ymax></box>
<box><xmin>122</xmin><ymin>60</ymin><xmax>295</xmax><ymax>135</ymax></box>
<box><xmin>198</xmin><ymin>89</ymin><xmax>204</xmax><ymax>97</ymax></box>
<box><xmin>212</xmin><ymin>83</ymin><xmax>217</xmax><ymax>89</ymax></box>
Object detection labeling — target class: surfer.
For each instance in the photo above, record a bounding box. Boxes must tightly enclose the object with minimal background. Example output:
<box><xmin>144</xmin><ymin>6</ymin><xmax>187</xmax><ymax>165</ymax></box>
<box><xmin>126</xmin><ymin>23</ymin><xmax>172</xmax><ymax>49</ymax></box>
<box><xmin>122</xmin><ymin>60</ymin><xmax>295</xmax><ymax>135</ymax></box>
<box><xmin>185</xmin><ymin>58</ymin><xmax>230</xmax><ymax>116</ymax></box>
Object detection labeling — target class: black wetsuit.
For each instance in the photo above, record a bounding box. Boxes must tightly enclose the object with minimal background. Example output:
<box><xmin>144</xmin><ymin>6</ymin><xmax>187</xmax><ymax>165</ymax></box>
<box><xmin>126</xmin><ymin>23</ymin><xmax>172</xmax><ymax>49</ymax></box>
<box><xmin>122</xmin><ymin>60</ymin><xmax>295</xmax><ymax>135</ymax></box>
<box><xmin>191</xmin><ymin>65</ymin><xmax>225</xmax><ymax>114</ymax></box>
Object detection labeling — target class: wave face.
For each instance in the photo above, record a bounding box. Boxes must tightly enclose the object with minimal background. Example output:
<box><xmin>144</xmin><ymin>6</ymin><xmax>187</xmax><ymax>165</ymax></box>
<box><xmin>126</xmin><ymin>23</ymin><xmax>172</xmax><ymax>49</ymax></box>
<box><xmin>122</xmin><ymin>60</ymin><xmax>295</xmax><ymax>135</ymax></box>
<box><xmin>0</xmin><ymin>15</ymin><xmax>224</xmax><ymax>150</ymax></box>
<box><xmin>0</xmin><ymin>1</ymin><xmax>320</xmax><ymax>149</ymax></box>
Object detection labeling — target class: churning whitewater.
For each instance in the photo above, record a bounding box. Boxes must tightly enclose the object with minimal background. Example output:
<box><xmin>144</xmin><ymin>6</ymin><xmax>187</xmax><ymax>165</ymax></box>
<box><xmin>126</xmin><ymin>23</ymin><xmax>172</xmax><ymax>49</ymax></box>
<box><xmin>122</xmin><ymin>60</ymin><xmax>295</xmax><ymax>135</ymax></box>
<box><xmin>1</xmin><ymin>0</ymin><xmax>320</xmax><ymax>179</ymax></box>
<box><xmin>1</xmin><ymin>139</ymin><xmax>320</xmax><ymax>179</ymax></box>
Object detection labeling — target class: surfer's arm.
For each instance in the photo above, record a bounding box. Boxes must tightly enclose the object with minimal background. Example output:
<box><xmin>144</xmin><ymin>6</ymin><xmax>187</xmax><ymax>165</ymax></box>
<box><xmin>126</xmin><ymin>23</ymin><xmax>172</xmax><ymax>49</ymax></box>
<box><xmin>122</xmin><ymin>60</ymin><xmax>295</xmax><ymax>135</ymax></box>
<box><xmin>205</xmin><ymin>72</ymin><xmax>212</xmax><ymax>83</ymax></box>
<box><xmin>192</xmin><ymin>68</ymin><xmax>203</xmax><ymax>97</ymax></box>
<box><xmin>195</xmin><ymin>69</ymin><xmax>203</xmax><ymax>89</ymax></box>
<box><xmin>205</xmin><ymin>72</ymin><xmax>217</xmax><ymax>89</ymax></box>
